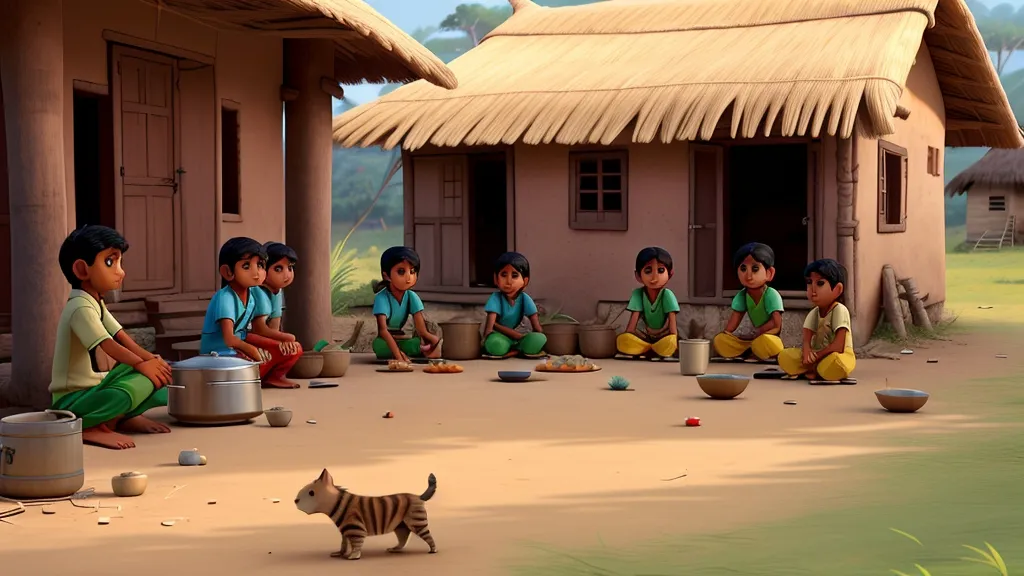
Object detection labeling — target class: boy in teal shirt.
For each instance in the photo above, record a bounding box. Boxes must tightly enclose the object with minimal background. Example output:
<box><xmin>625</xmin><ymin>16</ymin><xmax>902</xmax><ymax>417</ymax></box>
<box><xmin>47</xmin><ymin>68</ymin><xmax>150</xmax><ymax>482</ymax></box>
<box><xmin>616</xmin><ymin>247</ymin><xmax>680</xmax><ymax>359</ymax></box>
<box><xmin>482</xmin><ymin>252</ymin><xmax>546</xmax><ymax>357</ymax></box>
<box><xmin>371</xmin><ymin>246</ymin><xmax>441</xmax><ymax>361</ymax></box>
<box><xmin>713</xmin><ymin>242</ymin><xmax>785</xmax><ymax>362</ymax></box>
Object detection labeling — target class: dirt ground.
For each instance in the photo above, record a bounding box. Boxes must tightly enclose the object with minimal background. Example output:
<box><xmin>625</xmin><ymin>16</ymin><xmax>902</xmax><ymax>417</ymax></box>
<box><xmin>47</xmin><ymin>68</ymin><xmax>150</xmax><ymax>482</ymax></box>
<box><xmin>1</xmin><ymin>330</ymin><xmax>1018</xmax><ymax>576</ymax></box>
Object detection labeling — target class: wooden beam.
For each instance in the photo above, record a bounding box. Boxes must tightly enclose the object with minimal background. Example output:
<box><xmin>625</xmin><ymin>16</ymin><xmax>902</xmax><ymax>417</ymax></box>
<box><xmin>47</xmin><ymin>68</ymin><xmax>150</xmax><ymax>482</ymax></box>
<box><xmin>947</xmin><ymin>119</ymin><xmax>1000</xmax><ymax>130</ymax></box>
<box><xmin>943</xmin><ymin>95</ymin><xmax>1008</xmax><ymax>113</ymax></box>
<box><xmin>319</xmin><ymin>76</ymin><xmax>344</xmax><ymax>99</ymax></box>
<box><xmin>280</xmin><ymin>85</ymin><xmax>299</xmax><ymax>102</ymax></box>
<box><xmin>101</xmin><ymin>30</ymin><xmax>215</xmax><ymax>65</ymax></box>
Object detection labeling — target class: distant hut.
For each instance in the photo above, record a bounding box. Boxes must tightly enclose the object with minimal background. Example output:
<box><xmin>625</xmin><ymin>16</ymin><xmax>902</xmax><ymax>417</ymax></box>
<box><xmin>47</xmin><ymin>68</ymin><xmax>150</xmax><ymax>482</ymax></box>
<box><xmin>946</xmin><ymin>149</ymin><xmax>1023</xmax><ymax>247</ymax></box>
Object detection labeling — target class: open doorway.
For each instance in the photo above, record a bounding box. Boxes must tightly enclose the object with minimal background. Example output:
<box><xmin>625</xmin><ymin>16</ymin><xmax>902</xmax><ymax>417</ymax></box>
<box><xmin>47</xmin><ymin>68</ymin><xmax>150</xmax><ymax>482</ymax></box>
<box><xmin>467</xmin><ymin>153</ymin><xmax>508</xmax><ymax>287</ymax></box>
<box><xmin>73</xmin><ymin>88</ymin><xmax>116</xmax><ymax>228</ymax></box>
<box><xmin>723</xmin><ymin>144</ymin><xmax>811</xmax><ymax>292</ymax></box>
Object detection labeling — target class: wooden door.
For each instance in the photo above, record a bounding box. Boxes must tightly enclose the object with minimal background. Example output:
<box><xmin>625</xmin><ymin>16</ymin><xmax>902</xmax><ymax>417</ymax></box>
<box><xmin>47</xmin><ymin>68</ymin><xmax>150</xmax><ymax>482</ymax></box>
<box><xmin>689</xmin><ymin>145</ymin><xmax>723</xmax><ymax>300</ymax></box>
<box><xmin>411</xmin><ymin>155</ymin><xmax>468</xmax><ymax>288</ymax></box>
<box><xmin>112</xmin><ymin>46</ymin><xmax>179</xmax><ymax>294</ymax></box>
<box><xmin>0</xmin><ymin>80</ymin><xmax>10</xmax><ymax>333</ymax></box>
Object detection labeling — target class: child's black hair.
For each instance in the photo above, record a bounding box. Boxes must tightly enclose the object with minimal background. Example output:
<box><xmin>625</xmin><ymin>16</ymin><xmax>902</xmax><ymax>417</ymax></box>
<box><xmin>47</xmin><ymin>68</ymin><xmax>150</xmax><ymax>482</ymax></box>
<box><xmin>635</xmin><ymin>247</ymin><xmax>673</xmax><ymax>275</ymax></box>
<box><xmin>732</xmin><ymin>242</ymin><xmax>776</xmax><ymax>269</ymax></box>
<box><xmin>218</xmin><ymin>237</ymin><xmax>267</xmax><ymax>287</ymax></box>
<box><xmin>58</xmin><ymin>225</ymin><xmax>130</xmax><ymax>289</ymax></box>
<box><xmin>263</xmin><ymin>242</ymin><xmax>298</xmax><ymax>267</ymax></box>
<box><xmin>804</xmin><ymin>258</ymin><xmax>848</xmax><ymax>304</ymax></box>
<box><xmin>373</xmin><ymin>246</ymin><xmax>422</xmax><ymax>293</ymax></box>
<box><xmin>493</xmin><ymin>251</ymin><xmax>531</xmax><ymax>278</ymax></box>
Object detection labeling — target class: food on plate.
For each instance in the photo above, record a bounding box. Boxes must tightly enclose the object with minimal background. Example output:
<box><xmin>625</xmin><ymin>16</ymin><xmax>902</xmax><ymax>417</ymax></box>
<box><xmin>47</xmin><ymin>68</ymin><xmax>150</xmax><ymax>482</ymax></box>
<box><xmin>424</xmin><ymin>360</ymin><xmax>464</xmax><ymax>374</ymax></box>
<box><xmin>537</xmin><ymin>355</ymin><xmax>598</xmax><ymax>372</ymax></box>
<box><xmin>387</xmin><ymin>360</ymin><xmax>412</xmax><ymax>371</ymax></box>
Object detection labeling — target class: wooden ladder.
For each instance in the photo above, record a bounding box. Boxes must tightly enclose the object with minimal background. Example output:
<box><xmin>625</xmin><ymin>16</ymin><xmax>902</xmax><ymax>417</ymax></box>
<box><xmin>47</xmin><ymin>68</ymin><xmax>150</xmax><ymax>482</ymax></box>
<box><xmin>973</xmin><ymin>215</ymin><xmax>1016</xmax><ymax>252</ymax></box>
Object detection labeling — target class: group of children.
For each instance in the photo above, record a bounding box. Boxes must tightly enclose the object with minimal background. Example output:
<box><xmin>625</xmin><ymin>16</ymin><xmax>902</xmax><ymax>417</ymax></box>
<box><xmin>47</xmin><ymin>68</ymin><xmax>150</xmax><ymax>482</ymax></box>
<box><xmin>47</xmin><ymin>222</ymin><xmax>854</xmax><ymax>451</ymax></box>
<box><xmin>367</xmin><ymin>242</ymin><xmax>855</xmax><ymax>383</ymax></box>
<box><xmin>49</xmin><ymin>225</ymin><xmax>303</xmax><ymax>450</ymax></box>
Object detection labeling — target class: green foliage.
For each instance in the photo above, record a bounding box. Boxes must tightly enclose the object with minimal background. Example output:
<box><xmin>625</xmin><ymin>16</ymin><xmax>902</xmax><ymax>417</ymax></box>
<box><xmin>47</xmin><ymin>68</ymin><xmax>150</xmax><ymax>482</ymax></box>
<box><xmin>889</xmin><ymin>529</ymin><xmax>1010</xmax><ymax>576</ymax></box>
<box><xmin>439</xmin><ymin>3</ymin><xmax>512</xmax><ymax>45</ymax></box>
<box><xmin>331</xmin><ymin>146</ymin><xmax>403</xmax><ymax>224</ymax></box>
<box><xmin>329</xmin><ymin>240</ymin><xmax>358</xmax><ymax>316</ymax></box>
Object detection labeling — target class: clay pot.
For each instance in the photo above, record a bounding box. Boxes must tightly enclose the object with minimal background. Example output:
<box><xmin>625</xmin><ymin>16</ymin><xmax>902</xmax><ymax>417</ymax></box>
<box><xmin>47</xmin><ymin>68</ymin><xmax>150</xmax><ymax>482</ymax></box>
<box><xmin>288</xmin><ymin>353</ymin><xmax>323</xmax><ymax>379</ymax></box>
<box><xmin>578</xmin><ymin>325</ymin><xmax>617</xmax><ymax>359</ymax></box>
<box><xmin>438</xmin><ymin>319</ymin><xmax>482</xmax><ymax>360</ymax></box>
<box><xmin>875</xmin><ymin>389</ymin><xmax>929</xmax><ymax>413</ymax></box>
<box><xmin>696</xmin><ymin>374</ymin><xmax>749</xmax><ymax>399</ymax></box>
<box><xmin>111</xmin><ymin>472</ymin><xmax>148</xmax><ymax>497</ymax></box>
<box><xmin>318</xmin><ymin>349</ymin><xmax>350</xmax><ymax>378</ymax></box>
<box><xmin>264</xmin><ymin>407</ymin><xmax>293</xmax><ymax>427</ymax></box>
<box><xmin>542</xmin><ymin>322</ymin><xmax>579</xmax><ymax>356</ymax></box>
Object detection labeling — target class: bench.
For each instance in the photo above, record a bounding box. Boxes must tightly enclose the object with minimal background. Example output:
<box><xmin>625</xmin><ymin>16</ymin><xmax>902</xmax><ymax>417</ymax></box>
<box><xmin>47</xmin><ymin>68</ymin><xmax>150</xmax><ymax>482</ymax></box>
<box><xmin>171</xmin><ymin>339</ymin><xmax>201</xmax><ymax>361</ymax></box>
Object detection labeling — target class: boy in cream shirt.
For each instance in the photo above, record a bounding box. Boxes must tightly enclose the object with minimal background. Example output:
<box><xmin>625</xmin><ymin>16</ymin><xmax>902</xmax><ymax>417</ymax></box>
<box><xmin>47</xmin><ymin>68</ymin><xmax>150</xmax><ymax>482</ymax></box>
<box><xmin>778</xmin><ymin>258</ymin><xmax>856</xmax><ymax>381</ymax></box>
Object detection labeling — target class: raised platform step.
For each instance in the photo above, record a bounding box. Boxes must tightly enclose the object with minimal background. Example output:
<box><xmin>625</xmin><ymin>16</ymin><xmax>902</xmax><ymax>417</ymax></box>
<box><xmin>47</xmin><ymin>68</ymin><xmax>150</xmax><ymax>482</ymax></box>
<box><xmin>155</xmin><ymin>330</ymin><xmax>202</xmax><ymax>358</ymax></box>
<box><xmin>146</xmin><ymin>292</ymin><xmax>213</xmax><ymax>335</ymax></box>
<box><xmin>171</xmin><ymin>339</ymin><xmax>201</xmax><ymax>361</ymax></box>
<box><xmin>107</xmin><ymin>300</ymin><xmax>148</xmax><ymax>328</ymax></box>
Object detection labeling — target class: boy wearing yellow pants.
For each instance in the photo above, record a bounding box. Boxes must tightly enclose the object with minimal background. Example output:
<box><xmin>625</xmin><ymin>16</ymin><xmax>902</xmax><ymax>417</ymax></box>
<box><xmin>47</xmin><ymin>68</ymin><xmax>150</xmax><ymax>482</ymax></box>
<box><xmin>778</xmin><ymin>259</ymin><xmax>856</xmax><ymax>381</ymax></box>
<box><xmin>616</xmin><ymin>247</ymin><xmax>680</xmax><ymax>359</ymax></box>
<box><xmin>713</xmin><ymin>242</ymin><xmax>785</xmax><ymax>362</ymax></box>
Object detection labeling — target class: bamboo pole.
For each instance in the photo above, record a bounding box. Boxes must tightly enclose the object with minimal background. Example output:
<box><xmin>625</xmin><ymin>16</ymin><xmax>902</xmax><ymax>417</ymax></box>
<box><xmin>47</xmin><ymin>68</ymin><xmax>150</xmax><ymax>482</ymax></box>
<box><xmin>881</xmin><ymin>265</ymin><xmax>907</xmax><ymax>340</ymax></box>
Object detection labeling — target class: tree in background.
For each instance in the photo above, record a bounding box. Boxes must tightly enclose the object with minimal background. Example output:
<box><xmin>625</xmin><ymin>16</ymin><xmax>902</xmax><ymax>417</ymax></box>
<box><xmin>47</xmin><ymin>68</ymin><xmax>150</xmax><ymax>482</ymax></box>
<box><xmin>439</xmin><ymin>4</ymin><xmax>511</xmax><ymax>46</ymax></box>
<box><xmin>974</xmin><ymin>2</ymin><xmax>1024</xmax><ymax>75</ymax></box>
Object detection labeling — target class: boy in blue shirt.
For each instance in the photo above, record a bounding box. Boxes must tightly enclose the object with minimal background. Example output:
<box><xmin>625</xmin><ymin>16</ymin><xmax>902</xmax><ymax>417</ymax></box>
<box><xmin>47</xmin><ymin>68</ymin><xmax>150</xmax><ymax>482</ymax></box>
<box><xmin>371</xmin><ymin>246</ymin><xmax>441</xmax><ymax>361</ymax></box>
<box><xmin>200</xmin><ymin>237</ymin><xmax>300</xmax><ymax>388</ymax></box>
<box><xmin>483</xmin><ymin>252</ymin><xmax>546</xmax><ymax>357</ymax></box>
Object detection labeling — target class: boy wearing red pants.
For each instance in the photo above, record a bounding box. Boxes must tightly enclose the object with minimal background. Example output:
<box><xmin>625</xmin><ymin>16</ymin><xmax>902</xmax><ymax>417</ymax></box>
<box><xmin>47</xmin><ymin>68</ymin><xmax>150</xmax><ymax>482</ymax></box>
<box><xmin>199</xmin><ymin>237</ymin><xmax>301</xmax><ymax>388</ymax></box>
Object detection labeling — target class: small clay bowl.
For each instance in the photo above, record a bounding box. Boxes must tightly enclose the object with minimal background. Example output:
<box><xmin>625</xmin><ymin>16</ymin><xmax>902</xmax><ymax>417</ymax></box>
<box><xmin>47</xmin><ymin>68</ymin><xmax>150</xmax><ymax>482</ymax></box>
<box><xmin>111</xmin><ymin>472</ymin><xmax>148</xmax><ymax>497</ymax></box>
<box><xmin>288</xmin><ymin>353</ymin><xmax>324</xmax><ymax>379</ymax></box>
<box><xmin>875</xmin><ymin>388</ymin><xmax>929</xmax><ymax>413</ymax></box>
<box><xmin>498</xmin><ymin>371</ymin><xmax>531</xmax><ymax>382</ymax></box>
<box><xmin>265</xmin><ymin>407</ymin><xmax>293</xmax><ymax>427</ymax></box>
<box><xmin>696</xmin><ymin>374</ymin><xmax>749</xmax><ymax>399</ymax></box>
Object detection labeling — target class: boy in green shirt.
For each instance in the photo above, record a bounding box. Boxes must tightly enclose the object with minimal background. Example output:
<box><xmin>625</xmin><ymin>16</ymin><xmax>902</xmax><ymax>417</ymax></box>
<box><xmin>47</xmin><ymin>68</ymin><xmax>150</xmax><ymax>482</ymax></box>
<box><xmin>49</xmin><ymin>226</ymin><xmax>173</xmax><ymax>450</ymax></box>
<box><xmin>616</xmin><ymin>247</ymin><xmax>680</xmax><ymax>359</ymax></box>
<box><xmin>713</xmin><ymin>242</ymin><xmax>785</xmax><ymax>362</ymax></box>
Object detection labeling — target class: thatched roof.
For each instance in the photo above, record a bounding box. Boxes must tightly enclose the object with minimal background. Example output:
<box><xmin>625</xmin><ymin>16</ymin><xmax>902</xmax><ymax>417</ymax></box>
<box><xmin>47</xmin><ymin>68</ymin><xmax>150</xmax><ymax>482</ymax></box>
<box><xmin>333</xmin><ymin>0</ymin><xmax>1022</xmax><ymax>150</ymax></box>
<box><xmin>137</xmin><ymin>0</ymin><xmax>457</xmax><ymax>88</ymax></box>
<box><xmin>945</xmin><ymin>149</ymin><xmax>1024</xmax><ymax>195</ymax></box>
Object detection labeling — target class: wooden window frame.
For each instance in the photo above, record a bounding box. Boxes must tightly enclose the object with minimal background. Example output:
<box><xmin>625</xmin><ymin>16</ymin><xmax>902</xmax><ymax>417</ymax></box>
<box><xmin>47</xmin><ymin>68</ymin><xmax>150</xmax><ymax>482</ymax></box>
<box><xmin>926</xmin><ymin>146</ymin><xmax>942</xmax><ymax>177</ymax></box>
<box><xmin>877</xmin><ymin>140</ymin><xmax>908</xmax><ymax>234</ymax></box>
<box><xmin>220</xmin><ymin>99</ymin><xmax>242</xmax><ymax>222</ymax></box>
<box><xmin>989</xmin><ymin>195</ymin><xmax>1007</xmax><ymax>212</ymax></box>
<box><xmin>569</xmin><ymin>150</ymin><xmax>628</xmax><ymax>231</ymax></box>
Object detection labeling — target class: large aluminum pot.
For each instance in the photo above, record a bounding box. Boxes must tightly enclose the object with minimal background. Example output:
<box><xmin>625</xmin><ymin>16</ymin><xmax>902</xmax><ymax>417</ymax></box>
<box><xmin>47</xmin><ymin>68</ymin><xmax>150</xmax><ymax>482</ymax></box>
<box><xmin>0</xmin><ymin>410</ymin><xmax>84</xmax><ymax>499</ymax></box>
<box><xmin>167</xmin><ymin>353</ymin><xmax>263</xmax><ymax>425</ymax></box>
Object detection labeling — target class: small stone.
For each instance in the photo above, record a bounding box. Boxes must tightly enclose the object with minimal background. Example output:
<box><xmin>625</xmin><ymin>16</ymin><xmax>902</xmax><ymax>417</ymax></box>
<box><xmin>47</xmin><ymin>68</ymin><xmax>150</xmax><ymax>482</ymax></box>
<box><xmin>978</xmin><ymin>305</ymin><xmax>994</xmax><ymax>309</ymax></box>
<box><xmin>383</xmin><ymin>411</ymin><xmax>394</xmax><ymax>419</ymax></box>
<box><xmin>41</xmin><ymin>506</ymin><xmax>56</xmax><ymax>515</ymax></box>
<box><xmin>161</xmin><ymin>520</ymin><xmax>176</xmax><ymax>527</ymax></box>
<box><xmin>783</xmin><ymin>400</ymin><xmax>797</xmax><ymax>405</ymax></box>
<box><xmin>927</xmin><ymin>358</ymin><xmax>939</xmax><ymax>363</ymax></box>
<box><xmin>271</xmin><ymin>498</ymin><xmax>280</xmax><ymax>504</ymax></box>
<box><xmin>98</xmin><ymin>516</ymin><xmax>111</xmax><ymax>525</ymax></box>
<box><xmin>996</xmin><ymin>354</ymin><xmax>1008</xmax><ymax>359</ymax></box>
<box><xmin>900</xmin><ymin>349</ymin><xmax>914</xmax><ymax>355</ymax></box>
<box><xmin>306</xmin><ymin>419</ymin><xmax>317</xmax><ymax>424</ymax></box>
<box><xmin>199</xmin><ymin>455</ymin><xmax>208</xmax><ymax>466</ymax></box>
<box><xmin>207</xmin><ymin>500</ymin><xmax>217</xmax><ymax>505</ymax></box>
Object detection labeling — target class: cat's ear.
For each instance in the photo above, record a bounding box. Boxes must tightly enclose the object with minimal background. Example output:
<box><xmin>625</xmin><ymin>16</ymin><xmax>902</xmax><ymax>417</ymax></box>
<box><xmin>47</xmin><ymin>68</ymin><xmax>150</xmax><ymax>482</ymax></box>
<box><xmin>318</xmin><ymin>469</ymin><xmax>333</xmax><ymax>485</ymax></box>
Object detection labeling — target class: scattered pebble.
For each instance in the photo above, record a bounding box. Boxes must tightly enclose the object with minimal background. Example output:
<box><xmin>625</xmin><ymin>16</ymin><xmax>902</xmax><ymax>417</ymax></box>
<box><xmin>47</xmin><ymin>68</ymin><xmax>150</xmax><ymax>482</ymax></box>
<box><xmin>306</xmin><ymin>419</ymin><xmax>317</xmax><ymax>424</ymax></box>
<box><xmin>161</xmin><ymin>520</ymin><xmax>176</xmax><ymax>527</ymax></box>
<box><xmin>996</xmin><ymin>354</ymin><xmax>1008</xmax><ymax>359</ymax></box>
<box><xmin>199</xmin><ymin>455</ymin><xmax>208</xmax><ymax>466</ymax></box>
<box><xmin>927</xmin><ymin>358</ymin><xmax>939</xmax><ymax>363</ymax></box>
<box><xmin>271</xmin><ymin>498</ymin><xmax>280</xmax><ymax>504</ymax></box>
<box><xmin>383</xmin><ymin>411</ymin><xmax>394</xmax><ymax>419</ymax></box>
<box><xmin>978</xmin><ymin>305</ymin><xmax>994</xmax><ymax>309</ymax></box>
<box><xmin>97</xmin><ymin>517</ymin><xmax>110</xmax><ymax>525</ymax></box>
<box><xmin>900</xmin><ymin>349</ymin><xmax>914</xmax><ymax>355</ymax></box>
<box><xmin>207</xmin><ymin>500</ymin><xmax>217</xmax><ymax>505</ymax></box>
<box><xmin>41</xmin><ymin>506</ymin><xmax>56</xmax><ymax>515</ymax></box>
<box><xmin>783</xmin><ymin>400</ymin><xmax>798</xmax><ymax>405</ymax></box>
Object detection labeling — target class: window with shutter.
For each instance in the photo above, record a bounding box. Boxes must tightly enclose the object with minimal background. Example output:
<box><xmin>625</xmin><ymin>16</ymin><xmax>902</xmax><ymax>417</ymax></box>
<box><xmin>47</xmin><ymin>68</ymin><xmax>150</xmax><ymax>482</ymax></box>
<box><xmin>877</xmin><ymin>141</ymin><xmax>908</xmax><ymax>233</ymax></box>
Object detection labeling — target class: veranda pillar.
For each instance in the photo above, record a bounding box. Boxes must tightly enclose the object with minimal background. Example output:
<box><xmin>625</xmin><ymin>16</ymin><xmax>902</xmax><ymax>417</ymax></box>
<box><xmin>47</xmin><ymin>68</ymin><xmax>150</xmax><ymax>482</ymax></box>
<box><xmin>283</xmin><ymin>40</ymin><xmax>334</xmax><ymax>348</ymax></box>
<box><xmin>1</xmin><ymin>0</ymin><xmax>69</xmax><ymax>408</ymax></box>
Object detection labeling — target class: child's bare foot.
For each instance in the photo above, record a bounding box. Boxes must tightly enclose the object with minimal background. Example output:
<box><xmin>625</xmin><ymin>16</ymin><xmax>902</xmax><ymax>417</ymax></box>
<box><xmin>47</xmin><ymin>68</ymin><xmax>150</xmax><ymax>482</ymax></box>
<box><xmin>82</xmin><ymin>424</ymin><xmax>136</xmax><ymax>450</ymax></box>
<box><xmin>263</xmin><ymin>378</ymin><xmax>300</xmax><ymax>389</ymax></box>
<box><xmin>118</xmin><ymin>415</ymin><xmax>171</xmax><ymax>434</ymax></box>
<box><xmin>804</xmin><ymin>371</ymin><xmax>818</xmax><ymax>380</ymax></box>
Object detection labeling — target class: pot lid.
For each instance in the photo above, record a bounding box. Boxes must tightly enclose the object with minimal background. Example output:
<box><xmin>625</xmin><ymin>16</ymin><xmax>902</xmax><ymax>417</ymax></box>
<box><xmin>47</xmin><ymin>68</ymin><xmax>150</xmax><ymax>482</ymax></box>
<box><xmin>171</xmin><ymin>352</ymin><xmax>257</xmax><ymax>370</ymax></box>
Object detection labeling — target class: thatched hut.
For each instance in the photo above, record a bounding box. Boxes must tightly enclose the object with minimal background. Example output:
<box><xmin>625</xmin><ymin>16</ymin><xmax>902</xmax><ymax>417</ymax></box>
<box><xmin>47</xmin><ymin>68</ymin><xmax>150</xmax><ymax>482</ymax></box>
<box><xmin>946</xmin><ymin>149</ymin><xmax>1023</xmax><ymax>246</ymax></box>
<box><xmin>0</xmin><ymin>0</ymin><xmax>455</xmax><ymax>408</ymax></box>
<box><xmin>334</xmin><ymin>0</ymin><xmax>1022</xmax><ymax>346</ymax></box>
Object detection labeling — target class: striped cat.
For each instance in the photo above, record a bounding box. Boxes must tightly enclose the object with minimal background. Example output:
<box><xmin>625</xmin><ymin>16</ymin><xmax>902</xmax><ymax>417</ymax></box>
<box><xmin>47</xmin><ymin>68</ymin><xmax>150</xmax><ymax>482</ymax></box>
<box><xmin>294</xmin><ymin>468</ymin><xmax>438</xmax><ymax>560</ymax></box>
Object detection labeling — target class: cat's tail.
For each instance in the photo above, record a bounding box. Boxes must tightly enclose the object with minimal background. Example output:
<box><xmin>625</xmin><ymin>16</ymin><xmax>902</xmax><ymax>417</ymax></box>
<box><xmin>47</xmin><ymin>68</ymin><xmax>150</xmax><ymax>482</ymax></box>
<box><xmin>420</xmin><ymin>473</ymin><xmax>437</xmax><ymax>501</ymax></box>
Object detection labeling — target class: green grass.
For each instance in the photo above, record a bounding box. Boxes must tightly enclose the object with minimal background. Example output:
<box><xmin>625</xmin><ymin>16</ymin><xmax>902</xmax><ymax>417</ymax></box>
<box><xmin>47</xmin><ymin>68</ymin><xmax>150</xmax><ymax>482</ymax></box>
<box><xmin>507</xmin><ymin>372</ymin><xmax>1024</xmax><ymax>576</ymax></box>
<box><xmin>329</xmin><ymin>223</ymin><xmax>403</xmax><ymax>310</ymax></box>
<box><xmin>945</xmin><ymin>246</ymin><xmax>1024</xmax><ymax>328</ymax></box>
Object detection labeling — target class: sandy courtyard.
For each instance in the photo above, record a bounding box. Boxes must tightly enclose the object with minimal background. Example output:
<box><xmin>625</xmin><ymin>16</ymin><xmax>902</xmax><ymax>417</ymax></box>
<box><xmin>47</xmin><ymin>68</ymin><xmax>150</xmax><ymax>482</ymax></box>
<box><xmin>1</xmin><ymin>332</ymin><xmax>1016</xmax><ymax>576</ymax></box>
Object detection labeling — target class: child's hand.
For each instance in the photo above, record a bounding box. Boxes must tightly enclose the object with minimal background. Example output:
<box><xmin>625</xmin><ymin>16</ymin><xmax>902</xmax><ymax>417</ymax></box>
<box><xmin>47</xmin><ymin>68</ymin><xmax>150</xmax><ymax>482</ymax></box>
<box><xmin>802</xmin><ymin>347</ymin><xmax>817</xmax><ymax>366</ymax></box>
<box><xmin>136</xmin><ymin>358</ymin><xmax>172</xmax><ymax>389</ymax></box>
<box><xmin>279</xmin><ymin>341</ymin><xmax>292</xmax><ymax>355</ymax></box>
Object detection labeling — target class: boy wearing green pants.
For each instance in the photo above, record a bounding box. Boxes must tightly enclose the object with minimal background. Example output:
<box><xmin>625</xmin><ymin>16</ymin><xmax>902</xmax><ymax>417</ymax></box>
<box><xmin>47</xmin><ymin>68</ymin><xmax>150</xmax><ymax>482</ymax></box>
<box><xmin>483</xmin><ymin>252</ymin><xmax>546</xmax><ymax>358</ymax></box>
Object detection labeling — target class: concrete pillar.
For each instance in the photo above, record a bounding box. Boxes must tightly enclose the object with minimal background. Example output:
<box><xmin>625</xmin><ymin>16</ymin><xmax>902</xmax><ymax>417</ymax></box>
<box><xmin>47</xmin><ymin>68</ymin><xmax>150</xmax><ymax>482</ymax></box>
<box><xmin>0</xmin><ymin>0</ymin><xmax>69</xmax><ymax>408</ymax></box>
<box><xmin>283</xmin><ymin>39</ymin><xmax>334</xmax><ymax>348</ymax></box>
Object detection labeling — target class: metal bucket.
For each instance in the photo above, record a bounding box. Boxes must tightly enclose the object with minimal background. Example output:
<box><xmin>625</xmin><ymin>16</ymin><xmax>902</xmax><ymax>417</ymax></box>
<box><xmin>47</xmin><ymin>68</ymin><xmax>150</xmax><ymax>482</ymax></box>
<box><xmin>167</xmin><ymin>353</ymin><xmax>263</xmax><ymax>425</ymax></box>
<box><xmin>0</xmin><ymin>410</ymin><xmax>84</xmax><ymax>499</ymax></box>
<box><xmin>678</xmin><ymin>339</ymin><xmax>711</xmax><ymax>376</ymax></box>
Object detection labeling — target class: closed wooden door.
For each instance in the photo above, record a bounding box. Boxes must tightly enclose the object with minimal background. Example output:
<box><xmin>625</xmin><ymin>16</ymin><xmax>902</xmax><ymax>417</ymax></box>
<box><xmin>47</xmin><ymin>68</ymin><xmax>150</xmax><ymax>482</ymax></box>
<box><xmin>411</xmin><ymin>155</ymin><xmax>468</xmax><ymax>288</ymax></box>
<box><xmin>113</xmin><ymin>46</ymin><xmax>179</xmax><ymax>293</ymax></box>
